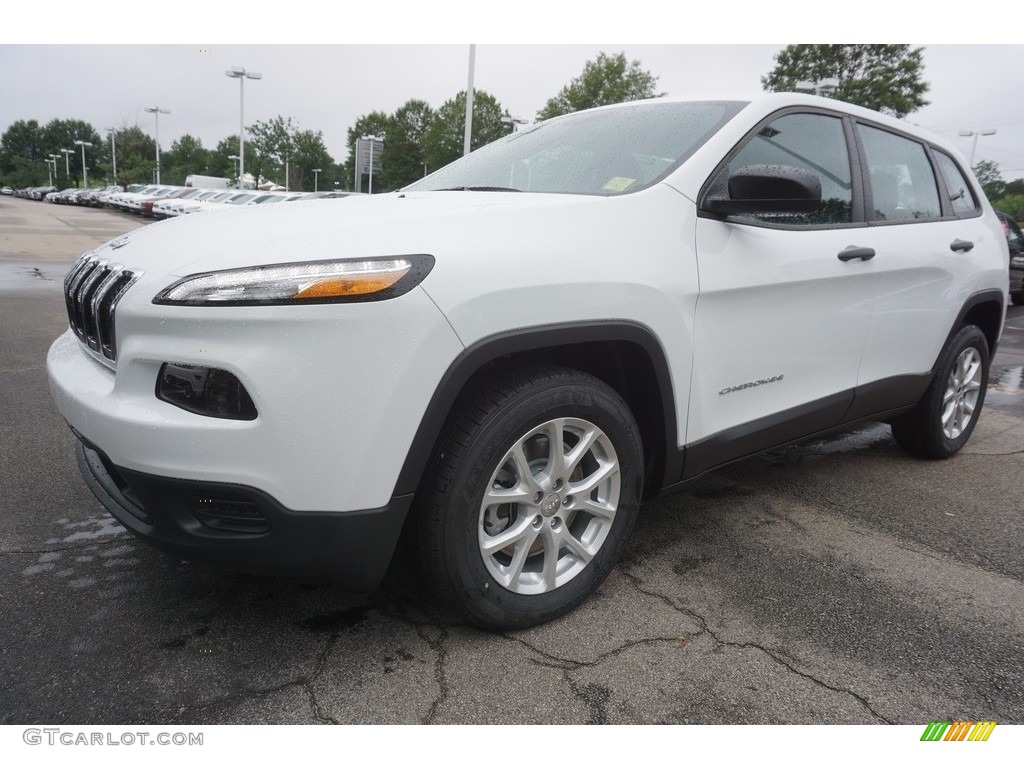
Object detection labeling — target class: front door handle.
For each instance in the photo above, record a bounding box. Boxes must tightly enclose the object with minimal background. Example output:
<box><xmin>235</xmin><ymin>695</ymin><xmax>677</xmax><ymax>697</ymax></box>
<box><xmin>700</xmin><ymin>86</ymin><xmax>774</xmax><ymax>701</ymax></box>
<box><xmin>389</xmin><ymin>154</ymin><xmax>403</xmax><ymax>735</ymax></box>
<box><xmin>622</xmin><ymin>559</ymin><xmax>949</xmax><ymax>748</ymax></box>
<box><xmin>950</xmin><ymin>239</ymin><xmax>974</xmax><ymax>253</ymax></box>
<box><xmin>838</xmin><ymin>246</ymin><xmax>876</xmax><ymax>262</ymax></box>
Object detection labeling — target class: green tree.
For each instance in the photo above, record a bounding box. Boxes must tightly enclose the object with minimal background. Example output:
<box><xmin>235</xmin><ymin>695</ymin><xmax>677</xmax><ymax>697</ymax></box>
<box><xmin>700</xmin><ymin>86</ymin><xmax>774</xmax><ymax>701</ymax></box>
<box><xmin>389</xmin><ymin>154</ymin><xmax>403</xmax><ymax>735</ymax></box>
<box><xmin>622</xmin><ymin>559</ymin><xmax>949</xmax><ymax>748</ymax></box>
<box><xmin>345</xmin><ymin>111</ymin><xmax>390</xmax><ymax>192</ymax></box>
<box><xmin>762</xmin><ymin>44</ymin><xmax>929</xmax><ymax>118</ymax></box>
<box><xmin>537</xmin><ymin>52</ymin><xmax>663</xmax><ymax>120</ymax></box>
<box><xmin>289</xmin><ymin>129</ymin><xmax>335</xmax><ymax>191</ymax></box>
<box><xmin>973</xmin><ymin>160</ymin><xmax>1005</xmax><ymax>201</ymax></box>
<box><xmin>207</xmin><ymin>135</ymin><xmax>241</xmax><ymax>181</ymax></box>
<box><xmin>1004</xmin><ymin>178</ymin><xmax>1024</xmax><ymax>198</ymax></box>
<box><xmin>423</xmin><ymin>91</ymin><xmax>506</xmax><ymax>173</ymax></box>
<box><xmin>40</xmin><ymin>119</ymin><xmax>102</xmax><ymax>187</ymax></box>
<box><xmin>106</xmin><ymin>126</ymin><xmax>157</xmax><ymax>187</ymax></box>
<box><xmin>379</xmin><ymin>99</ymin><xmax>434</xmax><ymax>191</ymax></box>
<box><xmin>162</xmin><ymin>134</ymin><xmax>210</xmax><ymax>186</ymax></box>
<box><xmin>993</xmin><ymin>193</ymin><xmax>1024</xmax><ymax>221</ymax></box>
<box><xmin>0</xmin><ymin>119</ymin><xmax>45</xmax><ymax>188</ymax></box>
<box><xmin>247</xmin><ymin>116</ymin><xmax>297</xmax><ymax>188</ymax></box>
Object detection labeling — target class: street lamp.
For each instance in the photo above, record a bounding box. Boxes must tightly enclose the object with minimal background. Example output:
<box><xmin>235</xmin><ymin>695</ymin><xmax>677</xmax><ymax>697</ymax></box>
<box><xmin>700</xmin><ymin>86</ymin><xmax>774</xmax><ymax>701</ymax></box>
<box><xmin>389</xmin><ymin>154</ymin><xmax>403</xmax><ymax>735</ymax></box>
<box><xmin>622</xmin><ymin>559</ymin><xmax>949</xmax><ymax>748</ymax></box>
<box><xmin>105</xmin><ymin>127</ymin><xmax>117</xmax><ymax>186</ymax></box>
<box><xmin>228</xmin><ymin>154</ymin><xmax>240</xmax><ymax>182</ymax></box>
<box><xmin>74</xmin><ymin>140</ymin><xmax>93</xmax><ymax>188</ymax></box>
<box><xmin>312</xmin><ymin>168</ymin><xmax>322</xmax><ymax>192</ymax></box>
<box><xmin>61</xmin><ymin>148</ymin><xmax>73</xmax><ymax>180</ymax></box>
<box><xmin>144</xmin><ymin>107</ymin><xmax>170</xmax><ymax>184</ymax></box>
<box><xmin>49</xmin><ymin>154</ymin><xmax>61</xmax><ymax>184</ymax></box>
<box><xmin>44</xmin><ymin>158</ymin><xmax>54</xmax><ymax>186</ymax></box>
<box><xmin>958</xmin><ymin>129</ymin><xmax>997</xmax><ymax>167</ymax></box>
<box><xmin>225</xmin><ymin>66</ymin><xmax>262</xmax><ymax>188</ymax></box>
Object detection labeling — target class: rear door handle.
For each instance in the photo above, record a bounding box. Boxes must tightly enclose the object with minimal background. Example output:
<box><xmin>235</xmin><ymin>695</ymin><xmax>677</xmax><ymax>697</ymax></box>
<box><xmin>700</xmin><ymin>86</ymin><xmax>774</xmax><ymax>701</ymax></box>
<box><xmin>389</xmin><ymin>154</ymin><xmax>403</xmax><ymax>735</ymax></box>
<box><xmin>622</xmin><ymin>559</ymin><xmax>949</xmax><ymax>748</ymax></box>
<box><xmin>838</xmin><ymin>246</ymin><xmax>876</xmax><ymax>262</ymax></box>
<box><xmin>950</xmin><ymin>239</ymin><xmax>974</xmax><ymax>253</ymax></box>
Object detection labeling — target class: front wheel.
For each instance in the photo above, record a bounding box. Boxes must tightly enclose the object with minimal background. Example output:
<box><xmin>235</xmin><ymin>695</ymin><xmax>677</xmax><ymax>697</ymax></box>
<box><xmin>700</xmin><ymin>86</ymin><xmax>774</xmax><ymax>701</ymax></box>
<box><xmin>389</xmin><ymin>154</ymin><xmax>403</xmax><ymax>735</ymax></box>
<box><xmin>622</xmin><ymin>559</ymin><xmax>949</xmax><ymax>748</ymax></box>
<box><xmin>417</xmin><ymin>367</ymin><xmax>644</xmax><ymax>630</ymax></box>
<box><xmin>891</xmin><ymin>324</ymin><xmax>990</xmax><ymax>458</ymax></box>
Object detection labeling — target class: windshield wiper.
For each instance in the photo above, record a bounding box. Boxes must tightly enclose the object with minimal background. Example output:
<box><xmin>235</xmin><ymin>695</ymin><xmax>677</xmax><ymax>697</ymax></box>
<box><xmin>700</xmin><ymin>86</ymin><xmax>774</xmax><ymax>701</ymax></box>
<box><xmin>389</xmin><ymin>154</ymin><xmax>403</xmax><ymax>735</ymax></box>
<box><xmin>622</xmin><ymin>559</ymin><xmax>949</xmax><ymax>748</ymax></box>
<box><xmin>435</xmin><ymin>186</ymin><xmax>522</xmax><ymax>192</ymax></box>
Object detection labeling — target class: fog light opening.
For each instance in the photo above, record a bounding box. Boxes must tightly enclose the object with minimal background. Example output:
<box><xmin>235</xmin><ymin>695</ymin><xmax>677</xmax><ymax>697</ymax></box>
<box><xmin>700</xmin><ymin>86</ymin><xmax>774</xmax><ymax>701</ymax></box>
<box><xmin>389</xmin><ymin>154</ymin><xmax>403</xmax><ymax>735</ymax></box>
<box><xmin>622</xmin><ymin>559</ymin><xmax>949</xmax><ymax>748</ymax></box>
<box><xmin>157</xmin><ymin>363</ymin><xmax>258</xmax><ymax>420</ymax></box>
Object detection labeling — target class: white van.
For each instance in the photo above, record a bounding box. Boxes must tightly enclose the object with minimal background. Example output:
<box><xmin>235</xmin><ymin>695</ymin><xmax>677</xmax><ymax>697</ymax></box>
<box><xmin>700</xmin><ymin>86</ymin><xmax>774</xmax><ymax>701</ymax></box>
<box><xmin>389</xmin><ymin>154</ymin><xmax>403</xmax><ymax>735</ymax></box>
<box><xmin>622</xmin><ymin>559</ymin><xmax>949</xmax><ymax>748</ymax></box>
<box><xmin>184</xmin><ymin>174</ymin><xmax>231</xmax><ymax>189</ymax></box>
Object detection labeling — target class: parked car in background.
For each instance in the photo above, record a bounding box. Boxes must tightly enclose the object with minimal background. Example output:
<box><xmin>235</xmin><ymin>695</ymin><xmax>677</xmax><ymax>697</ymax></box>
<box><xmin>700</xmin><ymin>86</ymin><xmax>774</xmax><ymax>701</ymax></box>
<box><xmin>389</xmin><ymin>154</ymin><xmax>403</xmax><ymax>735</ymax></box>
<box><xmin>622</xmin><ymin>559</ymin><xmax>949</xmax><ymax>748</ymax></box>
<box><xmin>175</xmin><ymin>190</ymin><xmax>237</xmax><ymax>215</ymax></box>
<box><xmin>47</xmin><ymin>188</ymin><xmax>79</xmax><ymax>204</ymax></box>
<box><xmin>152</xmin><ymin>188</ymin><xmax>206</xmax><ymax>219</ymax></box>
<box><xmin>1</xmin><ymin>186</ymin><xmax>13</xmax><ymax>195</ymax></box>
<box><xmin>47</xmin><ymin>93</ymin><xmax>1009</xmax><ymax>630</ymax></box>
<box><xmin>90</xmin><ymin>186</ymin><xmax>123</xmax><ymax>207</ymax></box>
<box><xmin>139</xmin><ymin>187</ymin><xmax>195</xmax><ymax>218</ymax></box>
<box><xmin>998</xmin><ymin>210</ymin><xmax>1024</xmax><ymax>304</ymax></box>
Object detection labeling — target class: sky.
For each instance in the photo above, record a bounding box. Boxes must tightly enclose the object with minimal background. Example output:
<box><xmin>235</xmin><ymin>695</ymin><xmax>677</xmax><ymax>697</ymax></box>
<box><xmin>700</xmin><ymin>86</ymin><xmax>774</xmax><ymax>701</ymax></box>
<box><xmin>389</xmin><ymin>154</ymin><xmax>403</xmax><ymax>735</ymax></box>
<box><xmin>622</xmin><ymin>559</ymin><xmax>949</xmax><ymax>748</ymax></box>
<box><xmin>3</xmin><ymin>6</ymin><xmax>1023</xmax><ymax>181</ymax></box>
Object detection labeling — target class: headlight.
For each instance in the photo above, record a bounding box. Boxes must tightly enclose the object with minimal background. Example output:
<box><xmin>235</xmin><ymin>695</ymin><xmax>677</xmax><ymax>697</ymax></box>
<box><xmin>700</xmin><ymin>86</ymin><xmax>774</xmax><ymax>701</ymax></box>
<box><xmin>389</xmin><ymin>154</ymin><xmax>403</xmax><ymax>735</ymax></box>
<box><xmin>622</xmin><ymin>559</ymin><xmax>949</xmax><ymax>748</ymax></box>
<box><xmin>153</xmin><ymin>255</ymin><xmax>434</xmax><ymax>306</ymax></box>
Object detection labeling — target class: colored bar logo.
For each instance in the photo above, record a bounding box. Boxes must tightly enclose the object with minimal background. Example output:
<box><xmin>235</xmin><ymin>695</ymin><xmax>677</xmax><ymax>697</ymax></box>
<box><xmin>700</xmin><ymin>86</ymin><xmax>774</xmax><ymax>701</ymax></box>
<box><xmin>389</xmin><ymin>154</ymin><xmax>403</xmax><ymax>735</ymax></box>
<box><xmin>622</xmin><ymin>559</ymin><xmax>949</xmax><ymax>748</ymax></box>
<box><xmin>920</xmin><ymin>721</ymin><xmax>997</xmax><ymax>741</ymax></box>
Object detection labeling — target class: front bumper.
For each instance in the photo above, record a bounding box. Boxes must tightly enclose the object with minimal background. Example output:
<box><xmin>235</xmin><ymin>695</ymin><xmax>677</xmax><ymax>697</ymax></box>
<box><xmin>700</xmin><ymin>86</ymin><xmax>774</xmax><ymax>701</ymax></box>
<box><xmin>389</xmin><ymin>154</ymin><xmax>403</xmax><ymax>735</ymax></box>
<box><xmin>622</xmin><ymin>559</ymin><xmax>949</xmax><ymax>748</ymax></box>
<box><xmin>76</xmin><ymin>435</ymin><xmax>411</xmax><ymax>588</ymax></box>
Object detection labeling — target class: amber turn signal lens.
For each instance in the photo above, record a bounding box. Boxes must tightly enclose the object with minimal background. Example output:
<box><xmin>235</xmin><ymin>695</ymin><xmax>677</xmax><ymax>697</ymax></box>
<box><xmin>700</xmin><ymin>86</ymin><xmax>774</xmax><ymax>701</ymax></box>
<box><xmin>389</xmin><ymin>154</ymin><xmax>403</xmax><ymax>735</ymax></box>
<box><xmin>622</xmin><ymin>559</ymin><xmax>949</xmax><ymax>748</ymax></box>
<box><xmin>292</xmin><ymin>272</ymin><xmax>405</xmax><ymax>299</ymax></box>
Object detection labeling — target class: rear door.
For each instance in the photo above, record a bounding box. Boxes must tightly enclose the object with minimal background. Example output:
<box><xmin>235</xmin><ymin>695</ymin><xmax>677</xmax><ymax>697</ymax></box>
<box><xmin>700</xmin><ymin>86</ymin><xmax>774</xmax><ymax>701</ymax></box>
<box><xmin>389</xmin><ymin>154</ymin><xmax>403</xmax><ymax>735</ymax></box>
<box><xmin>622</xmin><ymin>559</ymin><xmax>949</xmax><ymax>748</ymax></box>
<box><xmin>853</xmin><ymin>125</ymin><xmax>987</xmax><ymax>388</ymax></box>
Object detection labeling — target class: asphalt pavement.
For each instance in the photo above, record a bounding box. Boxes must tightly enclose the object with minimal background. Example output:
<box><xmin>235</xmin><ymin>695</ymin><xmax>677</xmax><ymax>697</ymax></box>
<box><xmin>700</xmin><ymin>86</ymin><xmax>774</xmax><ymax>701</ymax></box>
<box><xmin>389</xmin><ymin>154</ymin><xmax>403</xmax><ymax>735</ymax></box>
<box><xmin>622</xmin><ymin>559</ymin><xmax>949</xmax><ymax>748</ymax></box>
<box><xmin>1</xmin><ymin>196</ymin><xmax>1022</xmax><ymax>725</ymax></box>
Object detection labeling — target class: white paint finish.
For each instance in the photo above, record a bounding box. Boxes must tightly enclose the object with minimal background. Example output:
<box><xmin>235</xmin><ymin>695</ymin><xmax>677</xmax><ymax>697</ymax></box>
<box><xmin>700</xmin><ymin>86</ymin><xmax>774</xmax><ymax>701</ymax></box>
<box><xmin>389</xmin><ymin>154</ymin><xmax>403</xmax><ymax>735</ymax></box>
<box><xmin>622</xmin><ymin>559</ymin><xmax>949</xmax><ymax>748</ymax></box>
<box><xmin>48</xmin><ymin>286</ymin><xmax>463</xmax><ymax>511</ymax></box>
<box><xmin>47</xmin><ymin>93</ymin><xmax>1010</xmax><ymax>522</ymax></box>
<box><xmin>688</xmin><ymin>218</ymin><xmax>878</xmax><ymax>441</ymax></box>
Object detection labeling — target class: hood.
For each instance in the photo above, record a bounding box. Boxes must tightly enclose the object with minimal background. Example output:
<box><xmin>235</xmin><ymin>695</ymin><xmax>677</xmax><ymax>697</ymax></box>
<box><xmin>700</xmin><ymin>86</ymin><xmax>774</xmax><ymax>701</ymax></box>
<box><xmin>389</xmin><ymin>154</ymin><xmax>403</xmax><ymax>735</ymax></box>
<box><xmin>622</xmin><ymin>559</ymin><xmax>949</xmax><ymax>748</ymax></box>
<box><xmin>87</xmin><ymin>191</ymin><xmax>656</xmax><ymax>280</ymax></box>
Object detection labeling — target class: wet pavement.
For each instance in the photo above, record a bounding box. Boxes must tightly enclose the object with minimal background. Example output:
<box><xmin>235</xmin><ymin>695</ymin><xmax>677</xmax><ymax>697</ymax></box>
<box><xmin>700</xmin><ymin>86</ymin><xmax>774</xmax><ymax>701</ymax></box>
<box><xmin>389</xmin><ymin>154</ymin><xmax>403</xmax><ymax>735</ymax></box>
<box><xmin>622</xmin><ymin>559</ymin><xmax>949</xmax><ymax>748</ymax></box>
<box><xmin>1</xmin><ymin>198</ymin><xmax>1022</xmax><ymax>725</ymax></box>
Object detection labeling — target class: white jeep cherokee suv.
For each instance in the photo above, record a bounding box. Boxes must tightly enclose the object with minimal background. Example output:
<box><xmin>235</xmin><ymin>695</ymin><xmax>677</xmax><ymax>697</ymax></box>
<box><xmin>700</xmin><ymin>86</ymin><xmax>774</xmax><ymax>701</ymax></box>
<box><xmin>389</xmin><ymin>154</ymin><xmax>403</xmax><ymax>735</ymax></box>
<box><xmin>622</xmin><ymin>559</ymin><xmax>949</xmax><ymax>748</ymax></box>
<box><xmin>48</xmin><ymin>93</ymin><xmax>1009</xmax><ymax>629</ymax></box>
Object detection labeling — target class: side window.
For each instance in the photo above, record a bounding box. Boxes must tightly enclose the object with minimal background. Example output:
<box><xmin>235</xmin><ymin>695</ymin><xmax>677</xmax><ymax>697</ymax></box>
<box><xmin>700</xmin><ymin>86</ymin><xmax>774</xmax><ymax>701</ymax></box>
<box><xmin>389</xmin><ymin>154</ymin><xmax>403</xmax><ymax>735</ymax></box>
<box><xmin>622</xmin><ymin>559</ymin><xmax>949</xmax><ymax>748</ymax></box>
<box><xmin>726</xmin><ymin>113</ymin><xmax>853</xmax><ymax>225</ymax></box>
<box><xmin>933</xmin><ymin>151</ymin><xmax>980</xmax><ymax>216</ymax></box>
<box><xmin>857</xmin><ymin>124</ymin><xmax>941</xmax><ymax>222</ymax></box>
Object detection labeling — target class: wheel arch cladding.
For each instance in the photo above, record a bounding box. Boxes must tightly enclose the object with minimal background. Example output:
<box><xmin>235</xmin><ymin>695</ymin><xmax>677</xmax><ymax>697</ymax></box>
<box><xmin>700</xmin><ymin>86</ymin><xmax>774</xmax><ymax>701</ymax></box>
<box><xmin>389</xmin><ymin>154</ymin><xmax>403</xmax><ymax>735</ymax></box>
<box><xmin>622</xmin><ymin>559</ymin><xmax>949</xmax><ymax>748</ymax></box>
<box><xmin>393</xmin><ymin>321</ymin><xmax>681</xmax><ymax>502</ymax></box>
<box><xmin>953</xmin><ymin>289</ymin><xmax>1004</xmax><ymax>358</ymax></box>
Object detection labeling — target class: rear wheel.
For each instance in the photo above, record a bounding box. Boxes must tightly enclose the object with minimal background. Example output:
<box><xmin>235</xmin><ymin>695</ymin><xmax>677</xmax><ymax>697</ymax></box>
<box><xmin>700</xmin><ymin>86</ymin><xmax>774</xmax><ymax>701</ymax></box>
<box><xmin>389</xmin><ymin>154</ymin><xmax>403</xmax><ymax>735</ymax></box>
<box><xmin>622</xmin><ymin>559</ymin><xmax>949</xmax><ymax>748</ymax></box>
<box><xmin>891</xmin><ymin>325</ymin><xmax>989</xmax><ymax>458</ymax></box>
<box><xmin>417</xmin><ymin>367</ymin><xmax>643</xmax><ymax>630</ymax></box>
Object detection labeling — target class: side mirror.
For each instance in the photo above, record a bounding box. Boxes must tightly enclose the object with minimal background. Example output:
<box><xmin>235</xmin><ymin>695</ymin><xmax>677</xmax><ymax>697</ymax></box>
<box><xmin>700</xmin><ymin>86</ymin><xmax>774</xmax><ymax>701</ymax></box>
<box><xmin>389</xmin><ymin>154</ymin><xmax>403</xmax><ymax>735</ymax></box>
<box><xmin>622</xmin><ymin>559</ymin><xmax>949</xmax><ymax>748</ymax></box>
<box><xmin>703</xmin><ymin>164</ymin><xmax>822</xmax><ymax>216</ymax></box>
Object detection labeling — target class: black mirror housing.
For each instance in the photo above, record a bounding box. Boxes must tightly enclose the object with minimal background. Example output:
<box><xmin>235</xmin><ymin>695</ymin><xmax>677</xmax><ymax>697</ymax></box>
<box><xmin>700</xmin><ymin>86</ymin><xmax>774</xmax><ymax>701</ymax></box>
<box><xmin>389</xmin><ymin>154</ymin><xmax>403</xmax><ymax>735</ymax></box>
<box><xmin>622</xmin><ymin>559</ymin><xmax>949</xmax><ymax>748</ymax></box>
<box><xmin>704</xmin><ymin>164</ymin><xmax>822</xmax><ymax>216</ymax></box>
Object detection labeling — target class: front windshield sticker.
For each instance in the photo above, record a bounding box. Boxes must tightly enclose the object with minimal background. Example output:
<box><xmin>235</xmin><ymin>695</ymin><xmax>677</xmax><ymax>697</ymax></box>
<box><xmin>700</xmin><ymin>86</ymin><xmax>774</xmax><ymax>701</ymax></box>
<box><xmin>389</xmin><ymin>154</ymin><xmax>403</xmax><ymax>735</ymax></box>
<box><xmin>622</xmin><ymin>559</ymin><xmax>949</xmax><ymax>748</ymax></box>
<box><xmin>602</xmin><ymin>177</ymin><xmax>636</xmax><ymax>192</ymax></box>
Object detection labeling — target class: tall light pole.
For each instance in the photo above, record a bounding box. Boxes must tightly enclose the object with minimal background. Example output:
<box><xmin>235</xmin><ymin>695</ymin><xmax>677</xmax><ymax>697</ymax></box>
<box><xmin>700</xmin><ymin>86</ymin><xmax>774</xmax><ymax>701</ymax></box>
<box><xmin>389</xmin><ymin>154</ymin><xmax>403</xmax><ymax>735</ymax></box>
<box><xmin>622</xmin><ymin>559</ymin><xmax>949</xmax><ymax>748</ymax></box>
<box><xmin>464</xmin><ymin>44</ymin><xmax>476</xmax><ymax>157</ymax></box>
<box><xmin>44</xmin><ymin>158</ymin><xmax>54</xmax><ymax>186</ymax></box>
<box><xmin>75</xmin><ymin>140</ymin><xmax>93</xmax><ymax>188</ymax></box>
<box><xmin>105</xmin><ymin>127</ymin><xmax>117</xmax><ymax>186</ymax></box>
<box><xmin>50</xmin><ymin>154</ymin><xmax>61</xmax><ymax>185</ymax></box>
<box><xmin>312</xmin><ymin>168</ymin><xmax>322</xmax><ymax>192</ymax></box>
<box><xmin>228</xmin><ymin>154</ymin><xmax>240</xmax><ymax>182</ymax></box>
<box><xmin>144</xmin><ymin>107</ymin><xmax>170</xmax><ymax>184</ymax></box>
<box><xmin>61</xmin><ymin>148</ymin><xmax>73</xmax><ymax>180</ymax></box>
<box><xmin>225</xmin><ymin>66</ymin><xmax>262</xmax><ymax>188</ymax></box>
<box><xmin>959</xmin><ymin>129</ymin><xmax>997</xmax><ymax>167</ymax></box>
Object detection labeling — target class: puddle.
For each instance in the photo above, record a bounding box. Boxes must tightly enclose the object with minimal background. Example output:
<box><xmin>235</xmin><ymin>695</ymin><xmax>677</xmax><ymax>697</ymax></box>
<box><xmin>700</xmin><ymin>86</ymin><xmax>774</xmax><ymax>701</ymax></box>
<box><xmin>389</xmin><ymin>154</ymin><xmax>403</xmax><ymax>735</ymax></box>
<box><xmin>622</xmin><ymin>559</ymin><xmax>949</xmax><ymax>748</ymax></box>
<box><xmin>988</xmin><ymin>366</ymin><xmax>1023</xmax><ymax>394</ymax></box>
<box><xmin>987</xmin><ymin>366</ymin><xmax>1024</xmax><ymax>407</ymax></box>
<box><xmin>0</xmin><ymin>261</ymin><xmax>67</xmax><ymax>292</ymax></box>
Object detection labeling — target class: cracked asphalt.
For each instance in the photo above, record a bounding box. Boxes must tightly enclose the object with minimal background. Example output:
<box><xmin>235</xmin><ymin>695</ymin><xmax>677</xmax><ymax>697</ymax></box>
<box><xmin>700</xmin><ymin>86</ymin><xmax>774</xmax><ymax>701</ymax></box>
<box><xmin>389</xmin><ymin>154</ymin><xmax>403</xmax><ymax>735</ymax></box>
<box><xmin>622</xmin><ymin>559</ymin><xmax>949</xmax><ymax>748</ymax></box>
<box><xmin>1</xmin><ymin>197</ymin><xmax>1023</xmax><ymax>725</ymax></box>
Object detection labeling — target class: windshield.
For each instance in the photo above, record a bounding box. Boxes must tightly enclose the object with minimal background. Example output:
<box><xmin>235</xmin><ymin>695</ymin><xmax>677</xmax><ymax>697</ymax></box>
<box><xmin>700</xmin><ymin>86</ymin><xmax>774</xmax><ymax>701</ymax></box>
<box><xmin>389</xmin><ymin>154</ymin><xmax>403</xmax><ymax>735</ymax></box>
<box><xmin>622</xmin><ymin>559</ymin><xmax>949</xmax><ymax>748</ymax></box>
<box><xmin>406</xmin><ymin>100</ymin><xmax>745</xmax><ymax>196</ymax></box>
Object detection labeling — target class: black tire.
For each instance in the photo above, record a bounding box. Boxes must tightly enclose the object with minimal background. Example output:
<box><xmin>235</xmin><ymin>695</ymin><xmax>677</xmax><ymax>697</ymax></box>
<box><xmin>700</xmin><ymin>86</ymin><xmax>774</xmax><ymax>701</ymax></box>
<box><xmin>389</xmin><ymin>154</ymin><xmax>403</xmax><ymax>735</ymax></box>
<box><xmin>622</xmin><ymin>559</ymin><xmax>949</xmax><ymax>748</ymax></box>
<box><xmin>1012</xmin><ymin>290</ymin><xmax>1024</xmax><ymax>307</ymax></box>
<box><xmin>416</xmin><ymin>366</ymin><xmax>644</xmax><ymax>630</ymax></box>
<box><xmin>891</xmin><ymin>325</ymin><xmax>990</xmax><ymax>459</ymax></box>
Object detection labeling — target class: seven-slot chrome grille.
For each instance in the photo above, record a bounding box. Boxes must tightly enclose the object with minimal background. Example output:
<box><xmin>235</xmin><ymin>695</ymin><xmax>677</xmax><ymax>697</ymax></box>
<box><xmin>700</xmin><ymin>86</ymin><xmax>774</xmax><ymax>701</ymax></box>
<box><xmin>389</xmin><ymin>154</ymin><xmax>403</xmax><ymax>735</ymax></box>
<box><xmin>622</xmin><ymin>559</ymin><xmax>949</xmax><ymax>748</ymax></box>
<box><xmin>63</xmin><ymin>254</ymin><xmax>141</xmax><ymax>364</ymax></box>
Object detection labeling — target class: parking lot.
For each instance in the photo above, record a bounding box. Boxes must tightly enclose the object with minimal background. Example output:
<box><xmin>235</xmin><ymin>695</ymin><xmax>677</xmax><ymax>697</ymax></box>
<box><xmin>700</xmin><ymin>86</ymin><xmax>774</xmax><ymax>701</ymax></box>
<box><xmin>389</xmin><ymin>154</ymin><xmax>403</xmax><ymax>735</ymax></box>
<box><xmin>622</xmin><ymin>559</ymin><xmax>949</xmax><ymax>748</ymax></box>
<box><xmin>1</xmin><ymin>195</ymin><xmax>1022</xmax><ymax>725</ymax></box>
